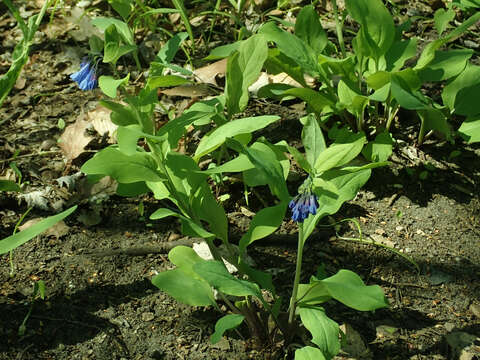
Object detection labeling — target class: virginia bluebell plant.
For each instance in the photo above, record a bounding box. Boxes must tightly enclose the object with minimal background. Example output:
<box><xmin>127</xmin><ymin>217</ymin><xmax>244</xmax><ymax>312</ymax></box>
<box><xmin>289</xmin><ymin>177</ymin><xmax>318</xmax><ymax>222</ymax></box>
<box><xmin>70</xmin><ymin>58</ymin><xmax>98</xmax><ymax>90</ymax></box>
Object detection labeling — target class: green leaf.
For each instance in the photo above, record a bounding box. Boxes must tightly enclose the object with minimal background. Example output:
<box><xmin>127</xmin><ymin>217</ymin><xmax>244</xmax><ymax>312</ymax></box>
<box><xmin>298</xmin><ymin>307</ymin><xmax>340</xmax><ymax>359</ymax></box>
<box><xmin>417</xmin><ymin>108</ymin><xmax>451</xmax><ymax>140</ymax></box>
<box><xmin>259</xmin><ymin>22</ymin><xmax>318</xmax><ymax>75</ymax></box>
<box><xmin>337</xmin><ymin>80</ymin><xmax>368</xmax><ymax>118</ymax></box>
<box><xmin>385</xmin><ymin>38</ymin><xmax>417</xmax><ymax>71</ymax></box>
<box><xmin>345</xmin><ymin>0</ymin><xmax>395</xmax><ymax>58</ymax></box>
<box><xmin>0</xmin><ymin>180</ymin><xmax>21</xmax><ymax>192</ymax></box>
<box><xmin>303</xmin><ymin>169</ymin><xmax>371</xmax><ymax>241</ymax></box>
<box><xmin>81</xmin><ymin>148</ymin><xmax>163</xmax><ymax>183</ymax></box>
<box><xmin>169</xmin><ymin>245</ymin><xmax>206</xmax><ymax>270</ymax></box>
<box><xmin>458</xmin><ymin>115</ymin><xmax>480</xmax><ymax>143</ymax></box>
<box><xmin>107</xmin><ymin>0</ymin><xmax>133</xmax><ymax>19</ymax></box>
<box><xmin>242</xmin><ymin>141</ymin><xmax>289</xmax><ymax>186</ymax></box>
<box><xmin>99</xmin><ymin>74</ymin><xmax>130</xmax><ymax>98</ymax></box>
<box><xmin>297</xmin><ymin>282</ymin><xmax>331</xmax><ymax>307</ymax></box>
<box><xmin>116</xmin><ymin>181</ymin><xmax>149</xmax><ymax>197</ymax></box>
<box><xmin>286</xmin><ymin>144</ymin><xmax>312</xmax><ymax>174</ymax></box>
<box><xmin>366</xmin><ymin>71</ymin><xmax>391</xmax><ymax>90</ymax></box>
<box><xmin>390</xmin><ymin>75</ymin><xmax>428</xmax><ymax>110</ymax></box>
<box><xmin>171</xmin><ymin>0</ymin><xmax>194</xmax><ymax>50</ymax></box>
<box><xmin>0</xmin><ymin>0</ymin><xmax>49</xmax><ymax>106</ymax></box>
<box><xmin>295</xmin><ymin>5</ymin><xmax>327</xmax><ymax>54</ymax></box>
<box><xmin>418</xmin><ymin>50</ymin><xmax>473</xmax><ymax>82</ymax></box>
<box><xmin>193</xmin><ymin>261</ymin><xmax>263</xmax><ymax>298</ymax></box>
<box><xmin>194</xmin><ymin>115</ymin><xmax>279</xmax><ymax>161</ymax></box>
<box><xmin>205</xmin><ymin>42</ymin><xmax>242</xmax><ymax>60</ymax></box>
<box><xmin>239</xmin><ymin>202</ymin><xmax>288</xmax><ymax>253</ymax></box>
<box><xmin>226</xmin><ymin>35</ymin><xmax>268</xmax><ymax>117</ymax></box>
<box><xmin>295</xmin><ymin>346</ymin><xmax>326</xmax><ymax>360</ymax></box>
<box><xmin>0</xmin><ymin>206</ymin><xmax>77</xmax><ymax>254</ymax></box>
<box><xmin>92</xmin><ymin>17</ymin><xmax>134</xmax><ymax>45</ymax></box>
<box><xmin>264</xmin><ymin>48</ymin><xmax>307</xmax><ymax>87</ymax></box>
<box><xmin>146</xmin><ymin>75</ymin><xmax>190</xmax><ymax>90</ymax></box>
<box><xmin>302</xmin><ymin>113</ymin><xmax>326</xmax><ymax>169</ymax></box>
<box><xmin>415</xmin><ymin>12</ymin><xmax>480</xmax><ymax>69</ymax></box>
<box><xmin>152</xmin><ymin>269</ymin><xmax>216</xmax><ymax>306</ymax></box>
<box><xmin>314</xmin><ymin>133</ymin><xmax>366</xmax><ymax>173</ymax></box>
<box><xmin>210</xmin><ymin>314</ymin><xmax>245</xmax><ymax>344</ymax></box>
<box><xmin>156</xmin><ymin>32</ymin><xmax>189</xmax><ymax>64</ymax></box>
<box><xmin>321</xmin><ymin>269</ymin><xmax>389</xmax><ymax>310</ymax></box>
<box><xmin>434</xmin><ymin>8</ymin><xmax>455</xmax><ymax>35</ymax></box>
<box><xmin>362</xmin><ymin>131</ymin><xmax>394</xmax><ymax>162</ymax></box>
<box><xmin>150</xmin><ymin>208</ymin><xmax>179</xmax><ymax>220</ymax></box>
<box><xmin>228</xmin><ymin>139</ymin><xmax>290</xmax><ymax>201</ymax></box>
<box><xmin>442</xmin><ymin>64</ymin><xmax>480</xmax><ymax>116</ymax></box>
<box><xmin>286</xmin><ymin>87</ymin><xmax>336</xmax><ymax>115</ymax></box>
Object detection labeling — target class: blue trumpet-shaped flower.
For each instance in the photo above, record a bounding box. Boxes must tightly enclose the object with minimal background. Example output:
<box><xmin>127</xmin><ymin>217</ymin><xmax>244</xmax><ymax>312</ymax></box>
<box><xmin>70</xmin><ymin>59</ymin><xmax>98</xmax><ymax>90</ymax></box>
<box><xmin>289</xmin><ymin>180</ymin><xmax>319</xmax><ymax>222</ymax></box>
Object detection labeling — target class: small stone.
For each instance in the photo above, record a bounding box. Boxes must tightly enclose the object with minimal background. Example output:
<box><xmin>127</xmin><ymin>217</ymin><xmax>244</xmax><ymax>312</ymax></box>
<box><xmin>444</xmin><ymin>322</ymin><xmax>455</xmax><ymax>332</ymax></box>
<box><xmin>339</xmin><ymin>323</ymin><xmax>368</xmax><ymax>357</ymax></box>
<box><xmin>395</xmin><ymin>226</ymin><xmax>404</xmax><ymax>231</ymax></box>
<box><xmin>142</xmin><ymin>312</ymin><xmax>155</xmax><ymax>322</ymax></box>
<box><xmin>376</xmin><ymin>324</ymin><xmax>398</xmax><ymax>338</ymax></box>
<box><xmin>211</xmin><ymin>337</ymin><xmax>230</xmax><ymax>351</ymax></box>
<box><xmin>469</xmin><ymin>303</ymin><xmax>480</xmax><ymax>318</ymax></box>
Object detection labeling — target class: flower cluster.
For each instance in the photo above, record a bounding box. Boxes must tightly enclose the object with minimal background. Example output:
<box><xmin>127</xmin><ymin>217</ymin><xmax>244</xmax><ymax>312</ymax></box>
<box><xmin>289</xmin><ymin>179</ymin><xmax>319</xmax><ymax>222</ymax></box>
<box><xmin>70</xmin><ymin>59</ymin><xmax>98</xmax><ymax>90</ymax></box>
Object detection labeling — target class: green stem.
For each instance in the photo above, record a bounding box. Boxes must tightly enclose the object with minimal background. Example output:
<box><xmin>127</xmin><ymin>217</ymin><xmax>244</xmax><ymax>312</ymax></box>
<box><xmin>418</xmin><ymin>117</ymin><xmax>425</xmax><ymax>146</ymax></box>
<box><xmin>386</xmin><ymin>104</ymin><xmax>399</xmax><ymax>131</ymax></box>
<box><xmin>288</xmin><ymin>224</ymin><xmax>305</xmax><ymax>325</ymax></box>
<box><xmin>331</xmin><ymin>0</ymin><xmax>346</xmax><ymax>58</ymax></box>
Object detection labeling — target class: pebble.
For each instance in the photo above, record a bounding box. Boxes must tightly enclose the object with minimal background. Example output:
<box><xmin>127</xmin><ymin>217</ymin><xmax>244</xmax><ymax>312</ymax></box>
<box><xmin>469</xmin><ymin>303</ymin><xmax>480</xmax><ymax>318</ymax></box>
<box><xmin>142</xmin><ymin>312</ymin><xmax>155</xmax><ymax>322</ymax></box>
<box><xmin>444</xmin><ymin>322</ymin><xmax>455</xmax><ymax>332</ymax></box>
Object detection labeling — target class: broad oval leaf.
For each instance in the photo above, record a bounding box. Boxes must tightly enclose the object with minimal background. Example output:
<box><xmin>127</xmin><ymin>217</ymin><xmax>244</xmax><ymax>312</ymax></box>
<box><xmin>345</xmin><ymin>0</ymin><xmax>395</xmax><ymax>57</ymax></box>
<box><xmin>239</xmin><ymin>202</ymin><xmax>288</xmax><ymax>253</ymax></box>
<box><xmin>151</xmin><ymin>269</ymin><xmax>215</xmax><ymax>306</ymax></box>
<box><xmin>298</xmin><ymin>307</ymin><xmax>340</xmax><ymax>359</ymax></box>
<box><xmin>321</xmin><ymin>269</ymin><xmax>389</xmax><ymax>311</ymax></box>
<box><xmin>194</xmin><ymin>115</ymin><xmax>280</xmax><ymax>161</ymax></box>
<box><xmin>314</xmin><ymin>132</ymin><xmax>366</xmax><ymax>173</ymax></box>
<box><xmin>442</xmin><ymin>64</ymin><xmax>480</xmax><ymax>116</ymax></box>
<box><xmin>193</xmin><ymin>260</ymin><xmax>262</xmax><ymax>298</ymax></box>
<box><xmin>210</xmin><ymin>314</ymin><xmax>245</xmax><ymax>344</ymax></box>
<box><xmin>458</xmin><ymin>115</ymin><xmax>480</xmax><ymax>144</ymax></box>
<box><xmin>81</xmin><ymin>148</ymin><xmax>163</xmax><ymax>183</ymax></box>
<box><xmin>295</xmin><ymin>346</ymin><xmax>326</xmax><ymax>360</ymax></box>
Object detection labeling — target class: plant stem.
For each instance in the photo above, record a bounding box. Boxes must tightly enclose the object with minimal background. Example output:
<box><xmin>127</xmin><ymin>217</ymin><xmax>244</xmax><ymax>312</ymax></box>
<box><xmin>386</xmin><ymin>104</ymin><xmax>399</xmax><ymax>131</ymax></box>
<box><xmin>288</xmin><ymin>224</ymin><xmax>304</xmax><ymax>325</ymax></box>
<box><xmin>331</xmin><ymin>0</ymin><xmax>346</xmax><ymax>58</ymax></box>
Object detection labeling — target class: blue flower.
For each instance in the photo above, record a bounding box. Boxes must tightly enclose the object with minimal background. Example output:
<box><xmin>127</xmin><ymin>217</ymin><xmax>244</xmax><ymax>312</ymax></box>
<box><xmin>289</xmin><ymin>180</ymin><xmax>318</xmax><ymax>222</ymax></box>
<box><xmin>70</xmin><ymin>59</ymin><xmax>98</xmax><ymax>90</ymax></box>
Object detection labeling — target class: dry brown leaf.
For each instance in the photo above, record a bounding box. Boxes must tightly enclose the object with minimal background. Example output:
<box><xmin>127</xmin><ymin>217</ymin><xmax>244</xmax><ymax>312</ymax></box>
<box><xmin>248</xmin><ymin>72</ymin><xmax>270</xmax><ymax>95</ymax></box>
<box><xmin>77</xmin><ymin>175</ymin><xmax>117</xmax><ymax>200</ymax></box>
<box><xmin>190</xmin><ymin>15</ymin><xmax>206</xmax><ymax>27</ymax></box>
<box><xmin>270</xmin><ymin>72</ymin><xmax>303</xmax><ymax>87</ymax></box>
<box><xmin>160</xmin><ymin>84</ymin><xmax>214</xmax><ymax>98</ymax></box>
<box><xmin>59</xmin><ymin>113</ymin><xmax>94</xmax><ymax>161</ymax></box>
<box><xmin>88</xmin><ymin>105</ymin><xmax>117</xmax><ymax>143</ymax></box>
<box><xmin>19</xmin><ymin>218</ymin><xmax>70</xmax><ymax>238</ymax></box>
<box><xmin>194</xmin><ymin>58</ymin><xmax>227</xmax><ymax>87</ymax></box>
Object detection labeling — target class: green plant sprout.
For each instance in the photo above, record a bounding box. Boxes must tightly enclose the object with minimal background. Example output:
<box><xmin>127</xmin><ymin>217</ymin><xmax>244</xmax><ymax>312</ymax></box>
<box><xmin>209</xmin><ymin>0</ymin><xmax>480</xmax><ymax>146</ymax></box>
<box><xmin>0</xmin><ymin>0</ymin><xmax>51</xmax><ymax>107</ymax></box>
